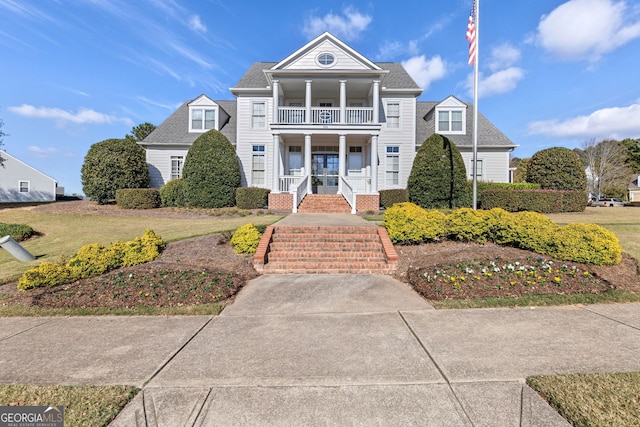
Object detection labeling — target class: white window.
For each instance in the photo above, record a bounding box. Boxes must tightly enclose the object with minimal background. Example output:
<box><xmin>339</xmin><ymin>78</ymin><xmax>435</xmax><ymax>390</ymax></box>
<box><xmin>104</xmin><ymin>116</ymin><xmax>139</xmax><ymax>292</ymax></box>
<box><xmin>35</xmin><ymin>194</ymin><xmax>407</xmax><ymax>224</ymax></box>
<box><xmin>19</xmin><ymin>181</ymin><xmax>29</xmax><ymax>193</ymax></box>
<box><xmin>252</xmin><ymin>145</ymin><xmax>266</xmax><ymax>185</ymax></box>
<box><xmin>385</xmin><ymin>146</ymin><xmax>400</xmax><ymax>186</ymax></box>
<box><xmin>170</xmin><ymin>156</ymin><xmax>184</xmax><ymax>180</ymax></box>
<box><xmin>252</xmin><ymin>102</ymin><xmax>266</xmax><ymax>129</ymax></box>
<box><xmin>288</xmin><ymin>146</ymin><xmax>302</xmax><ymax>175</ymax></box>
<box><xmin>469</xmin><ymin>158</ymin><xmax>483</xmax><ymax>178</ymax></box>
<box><xmin>386</xmin><ymin>102</ymin><xmax>400</xmax><ymax>129</ymax></box>
<box><xmin>437</xmin><ymin>109</ymin><xmax>465</xmax><ymax>134</ymax></box>
<box><xmin>317</xmin><ymin>53</ymin><xmax>335</xmax><ymax>67</ymax></box>
<box><xmin>190</xmin><ymin>108</ymin><xmax>216</xmax><ymax>132</ymax></box>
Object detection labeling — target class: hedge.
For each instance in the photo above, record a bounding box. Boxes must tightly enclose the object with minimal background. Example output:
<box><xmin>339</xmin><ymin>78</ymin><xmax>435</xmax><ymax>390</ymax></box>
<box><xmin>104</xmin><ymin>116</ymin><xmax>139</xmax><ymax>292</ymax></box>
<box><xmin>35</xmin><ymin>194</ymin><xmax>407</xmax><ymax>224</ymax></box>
<box><xmin>159</xmin><ymin>178</ymin><xmax>187</xmax><ymax>207</ymax></box>
<box><xmin>480</xmin><ymin>189</ymin><xmax>587</xmax><ymax>213</ymax></box>
<box><xmin>236</xmin><ymin>187</ymin><xmax>270</xmax><ymax>209</ymax></box>
<box><xmin>379</xmin><ymin>189</ymin><xmax>409</xmax><ymax>209</ymax></box>
<box><xmin>116</xmin><ymin>188</ymin><xmax>161</xmax><ymax>209</ymax></box>
<box><xmin>0</xmin><ymin>223</ymin><xmax>35</xmax><ymax>241</ymax></box>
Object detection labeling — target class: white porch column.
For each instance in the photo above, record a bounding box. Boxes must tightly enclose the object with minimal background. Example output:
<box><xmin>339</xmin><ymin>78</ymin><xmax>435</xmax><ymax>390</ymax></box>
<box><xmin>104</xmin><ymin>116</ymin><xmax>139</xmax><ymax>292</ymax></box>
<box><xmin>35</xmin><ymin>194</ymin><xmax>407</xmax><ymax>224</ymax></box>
<box><xmin>339</xmin><ymin>80</ymin><xmax>347</xmax><ymax>124</ymax></box>
<box><xmin>370</xmin><ymin>134</ymin><xmax>378</xmax><ymax>193</ymax></box>
<box><xmin>372</xmin><ymin>80</ymin><xmax>380</xmax><ymax>123</ymax></box>
<box><xmin>338</xmin><ymin>134</ymin><xmax>346</xmax><ymax>193</ymax></box>
<box><xmin>272</xmin><ymin>80</ymin><xmax>279</xmax><ymax>124</ymax></box>
<box><xmin>305</xmin><ymin>134</ymin><xmax>312</xmax><ymax>194</ymax></box>
<box><xmin>305</xmin><ymin>80</ymin><xmax>312</xmax><ymax>124</ymax></box>
<box><xmin>272</xmin><ymin>134</ymin><xmax>280</xmax><ymax>193</ymax></box>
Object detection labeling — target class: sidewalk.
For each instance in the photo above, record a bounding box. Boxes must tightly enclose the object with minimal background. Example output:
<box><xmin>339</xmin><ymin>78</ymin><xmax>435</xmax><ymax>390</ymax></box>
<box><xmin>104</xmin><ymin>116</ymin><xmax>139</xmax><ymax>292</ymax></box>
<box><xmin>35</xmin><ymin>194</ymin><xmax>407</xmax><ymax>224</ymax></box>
<box><xmin>1</xmin><ymin>274</ymin><xmax>639</xmax><ymax>426</ymax></box>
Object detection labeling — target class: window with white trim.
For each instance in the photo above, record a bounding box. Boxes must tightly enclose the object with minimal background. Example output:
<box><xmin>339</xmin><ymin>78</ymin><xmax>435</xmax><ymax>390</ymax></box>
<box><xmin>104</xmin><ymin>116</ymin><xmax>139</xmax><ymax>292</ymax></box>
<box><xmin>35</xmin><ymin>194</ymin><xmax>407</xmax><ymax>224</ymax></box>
<box><xmin>190</xmin><ymin>108</ymin><xmax>216</xmax><ymax>132</ymax></box>
<box><xmin>436</xmin><ymin>109</ymin><xmax>465</xmax><ymax>134</ymax></box>
<box><xmin>251</xmin><ymin>102</ymin><xmax>266</xmax><ymax>129</ymax></box>
<box><xmin>288</xmin><ymin>146</ymin><xmax>302</xmax><ymax>175</ymax></box>
<box><xmin>170</xmin><ymin>156</ymin><xmax>184</xmax><ymax>180</ymax></box>
<box><xmin>252</xmin><ymin>145</ymin><xmax>266</xmax><ymax>185</ymax></box>
<box><xmin>19</xmin><ymin>181</ymin><xmax>29</xmax><ymax>193</ymax></box>
<box><xmin>386</xmin><ymin>102</ymin><xmax>400</xmax><ymax>129</ymax></box>
<box><xmin>385</xmin><ymin>146</ymin><xmax>400</xmax><ymax>186</ymax></box>
<box><xmin>469</xmin><ymin>158</ymin><xmax>483</xmax><ymax>178</ymax></box>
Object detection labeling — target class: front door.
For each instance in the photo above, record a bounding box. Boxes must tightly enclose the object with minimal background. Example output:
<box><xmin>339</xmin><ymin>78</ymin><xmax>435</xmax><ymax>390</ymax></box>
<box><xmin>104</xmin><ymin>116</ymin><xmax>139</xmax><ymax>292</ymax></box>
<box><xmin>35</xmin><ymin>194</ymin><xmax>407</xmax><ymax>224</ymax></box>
<box><xmin>312</xmin><ymin>153</ymin><xmax>339</xmax><ymax>194</ymax></box>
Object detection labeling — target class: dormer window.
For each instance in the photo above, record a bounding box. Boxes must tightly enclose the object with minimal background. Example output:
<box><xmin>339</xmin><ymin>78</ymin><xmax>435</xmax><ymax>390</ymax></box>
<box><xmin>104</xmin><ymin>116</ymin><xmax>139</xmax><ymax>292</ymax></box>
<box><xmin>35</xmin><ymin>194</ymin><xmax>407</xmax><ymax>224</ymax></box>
<box><xmin>435</xmin><ymin>96</ymin><xmax>467</xmax><ymax>135</ymax></box>
<box><xmin>438</xmin><ymin>110</ymin><xmax>463</xmax><ymax>132</ymax></box>
<box><xmin>190</xmin><ymin>108</ymin><xmax>216</xmax><ymax>132</ymax></box>
<box><xmin>316</xmin><ymin>53</ymin><xmax>335</xmax><ymax>67</ymax></box>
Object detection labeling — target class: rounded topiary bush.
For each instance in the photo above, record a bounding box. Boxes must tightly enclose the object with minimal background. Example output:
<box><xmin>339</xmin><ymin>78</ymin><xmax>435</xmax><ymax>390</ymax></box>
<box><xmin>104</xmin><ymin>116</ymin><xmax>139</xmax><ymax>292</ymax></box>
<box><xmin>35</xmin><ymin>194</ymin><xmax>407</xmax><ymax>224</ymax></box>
<box><xmin>230</xmin><ymin>223</ymin><xmax>262</xmax><ymax>254</ymax></box>
<box><xmin>480</xmin><ymin>208</ymin><xmax>516</xmax><ymax>245</ymax></box>
<box><xmin>159</xmin><ymin>178</ymin><xmax>187</xmax><ymax>207</ymax></box>
<box><xmin>552</xmin><ymin>223</ymin><xmax>622</xmax><ymax>265</ymax></box>
<box><xmin>408</xmin><ymin>133</ymin><xmax>471</xmax><ymax>209</ymax></box>
<box><xmin>383</xmin><ymin>202</ymin><xmax>446</xmax><ymax>244</ymax></box>
<box><xmin>81</xmin><ymin>138</ymin><xmax>150</xmax><ymax>204</ymax></box>
<box><xmin>446</xmin><ymin>208</ymin><xmax>489</xmax><ymax>242</ymax></box>
<box><xmin>116</xmin><ymin>188</ymin><xmax>161</xmax><ymax>209</ymax></box>
<box><xmin>182</xmin><ymin>130</ymin><xmax>241</xmax><ymax>208</ymax></box>
<box><xmin>526</xmin><ymin>147</ymin><xmax>586</xmax><ymax>191</ymax></box>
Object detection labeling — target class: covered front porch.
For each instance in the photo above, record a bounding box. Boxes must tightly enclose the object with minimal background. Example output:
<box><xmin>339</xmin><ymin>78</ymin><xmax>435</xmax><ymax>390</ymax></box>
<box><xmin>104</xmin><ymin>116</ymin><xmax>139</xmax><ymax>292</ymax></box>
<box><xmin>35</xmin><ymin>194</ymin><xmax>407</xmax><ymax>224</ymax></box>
<box><xmin>269</xmin><ymin>132</ymin><xmax>380</xmax><ymax>214</ymax></box>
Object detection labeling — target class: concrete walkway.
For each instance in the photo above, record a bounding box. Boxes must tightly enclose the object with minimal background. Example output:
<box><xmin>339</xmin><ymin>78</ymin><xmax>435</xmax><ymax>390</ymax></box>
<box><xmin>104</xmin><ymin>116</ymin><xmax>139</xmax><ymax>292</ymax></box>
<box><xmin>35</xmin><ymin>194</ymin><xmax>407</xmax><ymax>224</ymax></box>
<box><xmin>2</xmin><ymin>275</ymin><xmax>640</xmax><ymax>426</ymax></box>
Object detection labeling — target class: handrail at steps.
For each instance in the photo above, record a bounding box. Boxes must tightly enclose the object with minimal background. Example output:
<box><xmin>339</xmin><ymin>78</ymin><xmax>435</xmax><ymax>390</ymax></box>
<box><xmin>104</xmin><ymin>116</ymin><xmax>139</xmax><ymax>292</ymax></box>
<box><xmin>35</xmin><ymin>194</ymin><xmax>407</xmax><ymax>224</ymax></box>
<box><xmin>340</xmin><ymin>176</ymin><xmax>357</xmax><ymax>214</ymax></box>
<box><xmin>291</xmin><ymin>174</ymin><xmax>309</xmax><ymax>213</ymax></box>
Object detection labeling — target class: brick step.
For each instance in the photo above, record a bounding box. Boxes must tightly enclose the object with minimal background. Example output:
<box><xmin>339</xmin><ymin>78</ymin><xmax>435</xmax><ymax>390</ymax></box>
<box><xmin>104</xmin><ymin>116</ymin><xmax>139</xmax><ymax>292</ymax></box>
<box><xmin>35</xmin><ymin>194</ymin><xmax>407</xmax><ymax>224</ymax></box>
<box><xmin>273</xmin><ymin>226</ymin><xmax>378</xmax><ymax>233</ymax></box>
<box><xmin>270</xmin><ymin>235</ymin><xmax>380</xmax><ymax>244</ymax></box>
<box><xmin>269</xmin><ymin>241</ymin><xmax>383</xmax><ymax>250</ymax></box>
<box><xmin>267</xmin><ymin>251</ymin><xmax>387</xmax><ymax>261</ymax></box>
<box><xmin>262</xmin><ymin>261</ymin><xmax>395</xmax><ymax>274</ymax></box>
<box><xmin>297</xmin><ymin>195</ymin><xmax>351</xmax><ymax>213</ymax></box>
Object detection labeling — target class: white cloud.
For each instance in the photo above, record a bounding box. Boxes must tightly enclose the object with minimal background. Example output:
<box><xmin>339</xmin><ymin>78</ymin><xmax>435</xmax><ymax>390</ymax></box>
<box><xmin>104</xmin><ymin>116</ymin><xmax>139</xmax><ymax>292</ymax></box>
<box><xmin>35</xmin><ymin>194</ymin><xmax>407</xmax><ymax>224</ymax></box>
<box><xmin>527</xmin><ymin>102</ymin><xmax>640</xmax><ymax>139</ymax></box>
<box><xmin>535</xmin><ymin>0</ymin><xmax>640</xmax><ymax>61</ymax></box>
<box><xmin>8</xmin><ymin>104</ymin><xmax>133</xmax><ymax>126</ymax></box>
<box><xmin>188</xmin><ymin>15</ymin><xmax>206</xmax><ymax>33</ymax></box>
<box><xmin>303</xmin><ymin>7</ymin><xmax>372</xmax><ymax>41</ymax></box>
<box><xmin>488</xmin><ymin>43</ymin><xmax>521</xmax><ymax>72</ymax></box>
<box><xmin>467</xmin><ymin>67</ymin><xmax>525</xmax><ymax>98</ymax></box>
<box><xmin>27</xmin><ymin>146</ymin><xmax>58</xmax><ymax>158</ymax></box>
<box><xmin>401</xmin><ymin>55</ymin><xmax>446</xmax><ymax>90</ymax></box>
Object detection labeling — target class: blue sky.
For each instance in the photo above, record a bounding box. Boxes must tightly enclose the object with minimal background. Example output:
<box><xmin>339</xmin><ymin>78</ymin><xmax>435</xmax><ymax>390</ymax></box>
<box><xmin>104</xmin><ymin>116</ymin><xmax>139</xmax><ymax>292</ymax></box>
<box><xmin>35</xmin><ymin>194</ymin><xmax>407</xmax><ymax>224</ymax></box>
<box><xmin>2</xmin><ymin>0</ymin><xmax>640</xmax><ymax>195</ymax></box>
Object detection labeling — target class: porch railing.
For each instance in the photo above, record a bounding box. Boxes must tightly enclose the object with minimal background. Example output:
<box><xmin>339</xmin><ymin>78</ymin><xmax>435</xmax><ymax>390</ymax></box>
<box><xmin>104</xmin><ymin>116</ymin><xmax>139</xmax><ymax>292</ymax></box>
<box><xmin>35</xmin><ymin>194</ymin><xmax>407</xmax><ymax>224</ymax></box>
<box><xmin>292</xmin><ymin>175</ymin><xmax>309</xmax><ymax>213</ymax></box>
<box><xmin>345</xmin><ymin>175</ymin><xmax>370</xmax><ymax>193</ymax></box>
<box><xmin>277</xmin><ymin>107</ymin><xmax>374</xmax><ymax>125</ymax></box>
<box><xmin>279</xmin><ymin>175</ymin><xmax>303</xmax><ymax>193</ymax></box>
<box><xmin>340</xmin><ymin>176</ymin><xmax>357</xmax><ymax>214</ymax></box>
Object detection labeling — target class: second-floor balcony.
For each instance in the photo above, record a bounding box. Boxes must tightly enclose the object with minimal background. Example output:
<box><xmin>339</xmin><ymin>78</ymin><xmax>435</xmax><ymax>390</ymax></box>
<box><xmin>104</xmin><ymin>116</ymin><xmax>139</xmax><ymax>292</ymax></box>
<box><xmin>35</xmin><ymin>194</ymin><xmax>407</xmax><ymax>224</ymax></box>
<box><xmin>277</xmin><ymin>106</ymin><xmax>374</xmax><ymax>126</ymax></box>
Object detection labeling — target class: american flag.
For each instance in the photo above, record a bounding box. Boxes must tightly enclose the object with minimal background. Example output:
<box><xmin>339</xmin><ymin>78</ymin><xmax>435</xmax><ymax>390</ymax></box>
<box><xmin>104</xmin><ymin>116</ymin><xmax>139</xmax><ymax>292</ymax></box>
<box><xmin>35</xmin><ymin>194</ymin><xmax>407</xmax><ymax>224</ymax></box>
<box><xmin>466</xmin><ymin>0</ymin><xmax>477</xmax><ymax>66</ymax></box>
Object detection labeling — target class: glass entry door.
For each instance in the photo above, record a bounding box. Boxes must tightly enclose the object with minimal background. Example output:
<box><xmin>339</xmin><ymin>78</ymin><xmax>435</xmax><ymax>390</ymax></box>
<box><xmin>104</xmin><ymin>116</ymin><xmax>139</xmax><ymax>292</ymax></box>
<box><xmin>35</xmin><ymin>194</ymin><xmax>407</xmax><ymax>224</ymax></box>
<box><xmin>312</xmin><ymin>153</ymin><xmax>339</xmax><ymax>194</ymax></box>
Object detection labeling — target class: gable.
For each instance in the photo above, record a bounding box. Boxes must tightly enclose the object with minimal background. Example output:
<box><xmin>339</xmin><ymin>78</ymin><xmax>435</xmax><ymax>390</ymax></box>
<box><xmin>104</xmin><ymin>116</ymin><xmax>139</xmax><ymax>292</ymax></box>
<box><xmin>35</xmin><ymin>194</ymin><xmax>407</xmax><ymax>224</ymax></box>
<box><xmin>437</xmin><ymin>95</ymin><xmax>467</xmax><ymax>108</ymax></box>
<box><xmin>272</xmin><ymin>32</ymin><xmax>380</xmax><ymax>71</ymax></box>
<box><xmin>189</xmin><ymin>94</ymin><xmax>217</xmax><ymax>107</ymax></box>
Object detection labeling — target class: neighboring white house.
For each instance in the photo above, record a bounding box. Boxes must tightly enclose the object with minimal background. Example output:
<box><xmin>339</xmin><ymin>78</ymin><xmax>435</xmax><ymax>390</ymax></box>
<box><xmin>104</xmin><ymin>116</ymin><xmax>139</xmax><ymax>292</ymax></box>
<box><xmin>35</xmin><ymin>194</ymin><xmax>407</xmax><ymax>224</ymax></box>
<box><xmin>140</xmin><ymin>32</ymin><xmax>517</xmax><ymax>211</ymax></box>
<box><xmin>0</xmin><ymin>151</ymin><xmax>57</xmax><ymax>203</ymax></box>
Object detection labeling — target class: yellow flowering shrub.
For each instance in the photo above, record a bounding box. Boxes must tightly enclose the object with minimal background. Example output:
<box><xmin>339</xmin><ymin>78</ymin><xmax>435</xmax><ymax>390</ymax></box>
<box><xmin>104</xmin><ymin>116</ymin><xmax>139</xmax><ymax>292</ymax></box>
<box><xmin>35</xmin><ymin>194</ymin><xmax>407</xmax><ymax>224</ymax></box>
<box><xmin>383</xmin><ymin>202</ymin><xmax>446</xmax><ymax>244</ymax></box>
<box><xmin>551</xmin><ymin>223</ymin><xmax>622</xmax><ymax>265</ymax></box>
<box><xmin>230</xmin><ymin>223</ymin><xmax>261</xmax><ymax>254</ymax></box>
<box><xmin>17</xmin><ymin>262</ymin><xmax>73</xmax><ymax>290</ymax></box>
<box><xmin>446</xmin><ymin>208</ymin><xmax>490</xmax><ymax>242</ymax></box>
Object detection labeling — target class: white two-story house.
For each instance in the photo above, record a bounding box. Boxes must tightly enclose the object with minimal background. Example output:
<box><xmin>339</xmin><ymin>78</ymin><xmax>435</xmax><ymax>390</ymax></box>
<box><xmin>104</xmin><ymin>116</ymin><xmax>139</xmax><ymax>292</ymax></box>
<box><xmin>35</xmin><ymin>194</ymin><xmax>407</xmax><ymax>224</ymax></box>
<box><xmin>141</xmin><ymin>32</ymin><xmax>517</xmax><ymax>212</ymax></box>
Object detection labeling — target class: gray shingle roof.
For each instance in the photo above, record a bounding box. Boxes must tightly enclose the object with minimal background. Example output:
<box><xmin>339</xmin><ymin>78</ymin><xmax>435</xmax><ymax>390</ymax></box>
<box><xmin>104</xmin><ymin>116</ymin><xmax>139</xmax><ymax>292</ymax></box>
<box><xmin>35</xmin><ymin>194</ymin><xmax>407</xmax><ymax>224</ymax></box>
<box><xmin>141</xmin><ymin>96</ymin><xmax>236</xmax><ymax>146</ymax></box>
<box><xmin>232</xmin><ymin>62</ymin><xmax>276</xmax><ymax>89</ymax></box>
<box><xmin>416</xmin><ymin>101</ymin><xmax>517</xmax><ymax>148</ymax></box>
<box><xmin>628</xmin><ymin>174</ymin><xmax>640</xmax><ymax>191</ymax></box>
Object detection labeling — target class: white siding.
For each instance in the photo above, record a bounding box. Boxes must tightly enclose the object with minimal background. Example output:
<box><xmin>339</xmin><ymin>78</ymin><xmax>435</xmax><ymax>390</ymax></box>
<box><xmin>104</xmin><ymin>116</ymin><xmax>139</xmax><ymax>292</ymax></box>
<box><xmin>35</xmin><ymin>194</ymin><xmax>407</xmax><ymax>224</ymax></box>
<box><xmin>459</xmin><ymin>149</ymin><xmax>511</xmax><ymax>183</ymax></box>
<box><xmin>284</xmin><ymin>40</ymin><xmax>371</xmax><ymax>70</ymax></box>
<box><xmin>377</xmin><ymin>96</ymin><xmax>416</xmax><ymax>189</ymax></box>
<box><xmin>235</xmin><ymin>95</ymin><xmax>274</xmax><ymax>188</ymax></box>
<box><xmin>0</xmin><ymin>152</ymin><xmax>56</xmax><ymax>202</ymax></box>
<box><xmin>145</xmin><ymin>146</ymin><xmax>189</xmax><ymax>188</ymax></box>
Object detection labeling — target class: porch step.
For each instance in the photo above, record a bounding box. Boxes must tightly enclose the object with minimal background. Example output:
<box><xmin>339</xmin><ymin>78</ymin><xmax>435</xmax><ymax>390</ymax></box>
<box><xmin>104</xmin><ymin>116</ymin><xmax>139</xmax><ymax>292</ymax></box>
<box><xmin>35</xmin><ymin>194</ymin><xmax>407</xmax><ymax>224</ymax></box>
<box><xmin>253</xmin><ymin>225</ymin><xmax>398</xmax><ymax>274</ymax></box>
<box><xmin>297</xmin><ymin>194</ymin><xmax>351</xmax><ymax>213</ymax></box>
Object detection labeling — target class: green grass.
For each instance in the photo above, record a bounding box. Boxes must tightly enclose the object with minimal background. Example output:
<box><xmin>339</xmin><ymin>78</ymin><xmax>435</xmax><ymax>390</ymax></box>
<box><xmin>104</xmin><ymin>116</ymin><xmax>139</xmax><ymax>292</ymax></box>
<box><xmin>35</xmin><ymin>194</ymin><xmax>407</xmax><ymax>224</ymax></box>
<box><xmin>547</xmin><ymin>206</ymin><xmax>640</xmax><ymax>261</ymax></box>
<box><xmin>0</xmin><ymin>302</ymin><xmax>224</xmax><ymax>317</ymax></box>
<box><xmin>0</xmin><ymin>384</ymin><xmax>139</xmax><ymax>427</ymax></box>
<box><xmin>527</xmin><ymin>372</ymin><xmax>640</xmax><ymax>427</ymax></box>
<box><xmin>0</xmin><ymin>208</ymin><xmax>282</xmax><ymax>284</ymax></box>
<box><xmin>433</xmin><ymin>290</ymin><xmax>640</xmax><ymax>309</ymax></box>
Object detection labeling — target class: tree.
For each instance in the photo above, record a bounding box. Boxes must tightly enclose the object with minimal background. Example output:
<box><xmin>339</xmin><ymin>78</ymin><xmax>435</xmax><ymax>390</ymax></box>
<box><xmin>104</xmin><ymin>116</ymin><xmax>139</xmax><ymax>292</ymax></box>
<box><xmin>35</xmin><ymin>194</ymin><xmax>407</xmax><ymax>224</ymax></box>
<box><xmin>621</xmin><ymin>138</ymin><xmax>640</xmax><ymax>173</ymax></box>
<box><xmin>81</xmin><ymin>138</ymin><xmax>150</xmax><ymax>204</ymax></box>
<box><xmin>526</xmin><ymin>147</ymin><xmax>586</xmax><ymax>191</ymax></box>
<box><xmin>182</xmin><ymin>129</ymin><xmax>241</xmax><ymax>208</ymax></box>
<box><xmin>0</xmin><ymin>117</ymin><xmax>6</xmax><ymax>167</ymax></box>
<box><xmin>408</xmin><ymin>133</ymin><xmax>471</xmax><ymax>209</ymax></box>
<box><xmin>510</xmin><ymin>157</ymin><xmax>529</xmax><ymax>183</ymax></box>
<box><xmin>578</xmin><ymin>139</ymin><xmax>633</xmax><ymax>198</ymax></box>
<box><xmin>126</xmin><ymin>122</ymin><xmax>156</xmax><ymax>142</ymax></box>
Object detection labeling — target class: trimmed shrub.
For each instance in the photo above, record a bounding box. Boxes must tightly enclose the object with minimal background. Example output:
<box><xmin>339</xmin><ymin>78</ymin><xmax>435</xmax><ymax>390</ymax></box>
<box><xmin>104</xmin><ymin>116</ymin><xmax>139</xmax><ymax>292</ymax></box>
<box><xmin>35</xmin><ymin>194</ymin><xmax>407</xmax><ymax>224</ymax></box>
<box><xmin>526</xmin><ymin>147</ymin><xmax>587</xmax><ymax>191</ymax></box>
<box><xmin>159</xmin><ymin>178</ymin><xmax>187</xmax><ymax>207</ymax></box>
<box><xmin>384</xmin><ymin>202</ymin><xmax>447</xmax><ymax>244</ymax></box>
<box><xmin>408</xmin><ymin>133</ymin><xmax>472</xmax><ymax>209</ymax></box>
<box><xmin>552</xmin><ymin>223</ymin><xmax>622</xmax><ymax>265</ymax></box>
<box><xmin>379</xmin><ymin>189</ymin><xmax>409</xmax><ymax>209</ymax></box>
<box><xmin>481</xmin><ymin>208</ymin><xmax>516</xmax><ymax>245</ymax></box>
<box><xmin>507</xmin><ymin>211</ymin><xmax>559</xmax><ymax>254</ymax></box>
<box><xmin>116</xmin><ymin>188</ymin><xmax>161</xmax><ymax>209</ymax></box>
<box><xmin>183</xmin><ymin>130</ymin><xmax>242</xmax><ymax>208</ymax></box>
<box><xmin>17</xmin><ymin>262</ymin><xmax>73</xmax><ymax>290</ymax></box>
<box><xmin>480</xmin><ymin>189</ymin><xmax>587</xmax><ymax>213</ymax></box>
<box><xmin>476</xmin><ymin>182</ymin><xmax>541</xmax><ymax>191</ymax></box>
<box><xmin>446</xmin><ymin>208</ymin><xmax>490</xmax><ymax>242</ymax></box>
<box><xmin>230</xmin><ymin>223</ymin><xmax>262</xmax><ymax>254</ymax></box>
<box><xmin>81</xmin><ymin>138</ymin><xmax>150</xmax><ymax>204</ymax></box>
<box><xmin>0</xmin><ymin>223</ymin><xmax>35</xmax><ymax>241</ymax></box>
<box><xmin>17</xmin><ymin>229</ymin><xmax>165</xmax><ymax>291</ymax></box>
<box><xmin>236</xmin><ymin>187</ymin><xmax>270</xmax><ymax>209</ymax></box>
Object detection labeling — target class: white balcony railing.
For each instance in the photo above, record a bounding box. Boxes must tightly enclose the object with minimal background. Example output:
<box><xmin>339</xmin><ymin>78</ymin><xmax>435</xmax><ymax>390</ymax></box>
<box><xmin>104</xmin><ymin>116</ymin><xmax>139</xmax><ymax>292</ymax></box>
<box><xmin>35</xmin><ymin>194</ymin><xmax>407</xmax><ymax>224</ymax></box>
<box><xmin>279</xmin><ymin>175</ymin><xmax>303</xmax><ymax>193</ymax></box>
<box><xmin>345</xmin><ymin>175</ymin><xmax>370</xmax><ymax>193</ymax></box>
<box><xmin>277</xmin><ymin>107</ymin><xmax>374</xmax><ymax>125</ymax></box>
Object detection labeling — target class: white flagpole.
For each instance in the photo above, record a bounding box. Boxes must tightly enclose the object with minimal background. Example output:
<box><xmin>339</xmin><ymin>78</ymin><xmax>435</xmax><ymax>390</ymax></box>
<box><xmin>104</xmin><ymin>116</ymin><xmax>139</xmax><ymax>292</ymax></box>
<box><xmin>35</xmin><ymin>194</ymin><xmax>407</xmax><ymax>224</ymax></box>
<box><xmin>472</xmin><ymin>0</ymin><xmax>480</xmax><ymax>210</ymax></box>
